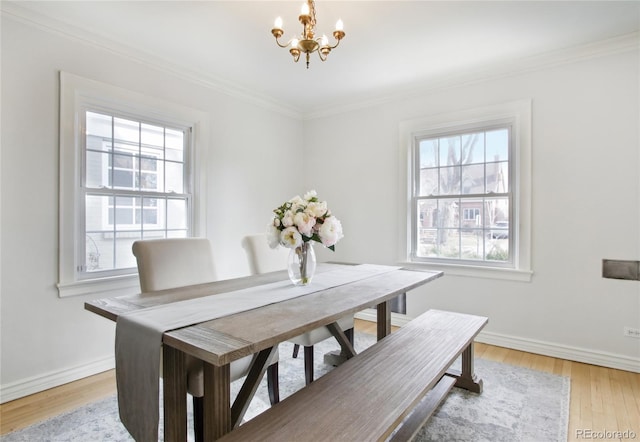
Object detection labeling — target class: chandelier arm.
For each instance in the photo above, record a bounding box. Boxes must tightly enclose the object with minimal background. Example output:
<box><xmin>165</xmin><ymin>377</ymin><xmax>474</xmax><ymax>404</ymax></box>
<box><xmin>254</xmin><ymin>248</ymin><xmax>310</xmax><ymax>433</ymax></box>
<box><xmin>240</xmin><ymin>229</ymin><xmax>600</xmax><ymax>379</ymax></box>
<box><xmin>317</xmin><ymin>50</ymin><xmax>328</xmax><ymax>62</ymax></box>
<box><xmin>328</xmin><ymin>38</ymin><xmax>342</xmax><ymax>50</ymax></box>
<box><xmin>274</xmin><ymin>36</ymin><xmax>294</xmax><ymax>48</ymax></box>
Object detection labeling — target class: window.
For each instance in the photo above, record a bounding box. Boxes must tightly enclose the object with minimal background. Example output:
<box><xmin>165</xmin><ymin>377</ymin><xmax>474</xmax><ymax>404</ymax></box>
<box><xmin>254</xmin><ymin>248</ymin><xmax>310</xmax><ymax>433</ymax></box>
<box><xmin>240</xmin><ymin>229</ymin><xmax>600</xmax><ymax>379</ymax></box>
<box><xmin>58</xmin><ymin>72</ymin><xmax>208</xmax><ymax>297</ymax></box>
<box><xmin>83</xmin><ymin>111</ymin><xmax>190</xmax><ymax>274</ymax></box>
<box><xmin>414</xmin><ymin>125</ymin><xmax>512</xmax><ymax>265</ymax></box>
<box><xmin>400</xmin><ymin>101</ymin><xmax>532</xmax><ymax>281</ymax></box>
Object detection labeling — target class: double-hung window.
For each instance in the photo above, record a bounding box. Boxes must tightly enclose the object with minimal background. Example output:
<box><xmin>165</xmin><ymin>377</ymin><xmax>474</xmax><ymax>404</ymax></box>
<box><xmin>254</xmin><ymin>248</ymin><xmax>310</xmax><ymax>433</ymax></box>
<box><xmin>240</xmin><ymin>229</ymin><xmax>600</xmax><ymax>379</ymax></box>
<box><xmin>400</xmin><ymin>101</ymin><xmax>532</xmax><ymax>281</ymax></box>
<box><xmin>83</xmin><ymin>111</ymin><xmax>190</xmax><ymax>273</ymax></box>
<box><xmin>58</xmin><ymin>72</ymin><xmax>208</xmax><ymax>297</ymax></box>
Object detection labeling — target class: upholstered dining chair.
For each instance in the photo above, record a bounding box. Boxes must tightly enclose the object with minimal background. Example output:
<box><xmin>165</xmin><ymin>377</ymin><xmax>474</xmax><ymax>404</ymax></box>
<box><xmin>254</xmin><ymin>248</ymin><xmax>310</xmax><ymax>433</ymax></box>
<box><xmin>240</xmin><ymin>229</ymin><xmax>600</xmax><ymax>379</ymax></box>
<box><xmin>241</xmin><ymin>234</ymin><xmax>355</xmax><ymax>385</ymax></box>
<box><xmin>132</xmin><ymin>237</ymin><xmax>279</xmax><ymax>442</ymax></box>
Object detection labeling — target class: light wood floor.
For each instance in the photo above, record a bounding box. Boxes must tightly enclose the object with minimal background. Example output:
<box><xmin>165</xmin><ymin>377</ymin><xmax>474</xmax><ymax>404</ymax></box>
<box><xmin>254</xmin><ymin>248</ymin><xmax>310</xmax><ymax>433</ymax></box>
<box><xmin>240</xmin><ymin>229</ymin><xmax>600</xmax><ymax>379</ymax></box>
<box><xmin>2</xmin><ymin>319</ymin><xmax>639</xmax><ymax>441</ymax></box>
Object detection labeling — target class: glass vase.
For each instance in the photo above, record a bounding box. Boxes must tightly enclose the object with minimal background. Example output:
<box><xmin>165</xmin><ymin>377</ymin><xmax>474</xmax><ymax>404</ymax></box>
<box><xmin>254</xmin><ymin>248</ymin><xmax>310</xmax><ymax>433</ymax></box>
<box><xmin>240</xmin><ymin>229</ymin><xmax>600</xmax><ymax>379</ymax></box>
<box><xmin>288</xmin><ymin>242</ymin><xmax>316</xmax><ymax>286</ymax></box>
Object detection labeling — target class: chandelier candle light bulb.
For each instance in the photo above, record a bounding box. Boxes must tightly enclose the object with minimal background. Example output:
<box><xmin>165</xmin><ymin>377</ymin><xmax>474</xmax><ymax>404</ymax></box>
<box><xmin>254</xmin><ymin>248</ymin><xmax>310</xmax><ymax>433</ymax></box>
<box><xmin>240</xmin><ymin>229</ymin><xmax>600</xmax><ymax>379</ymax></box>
<box><xmin>270</xmin><ymin>0</ymin><xmax>346</xmax><ymax>69</ymax></box>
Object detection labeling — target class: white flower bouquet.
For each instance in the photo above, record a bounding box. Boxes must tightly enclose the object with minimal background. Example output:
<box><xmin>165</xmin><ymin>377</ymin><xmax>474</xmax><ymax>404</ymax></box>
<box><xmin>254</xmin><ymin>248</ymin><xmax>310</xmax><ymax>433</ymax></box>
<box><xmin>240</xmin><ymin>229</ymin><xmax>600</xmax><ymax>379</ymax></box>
<box><xmin>267</xmin><ymin>190</ymin><xmax>344</xmax><ymax>251</ymax></box>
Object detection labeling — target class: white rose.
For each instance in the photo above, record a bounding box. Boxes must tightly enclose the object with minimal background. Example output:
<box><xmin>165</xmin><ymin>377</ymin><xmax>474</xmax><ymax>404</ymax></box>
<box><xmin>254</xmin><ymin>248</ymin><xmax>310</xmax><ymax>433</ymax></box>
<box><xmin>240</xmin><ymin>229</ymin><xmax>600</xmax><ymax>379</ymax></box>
<box><xmin>303</xmin><ymin>190</ymin><xmax>317</xmax><ymax>200</ymax></box>
<box><xmin>289</xmin><ymin>195</ymin><xmax>304</xmax><ymax>206</ymax></box>
<box><xmin>306</xmin><ymin>201</ymin><xmax>327</xmax><ymax>218</ymax></box>
<box><xmin>282</xmin><ymin>210</ymin><xmax>294</xmax><ymax>227</ymax></box>
<box><xmin>280</xmin><ymin>226</ymin><xmax>302</xmax><ymax>248</ymax></box>
<box><xmin>294</xmin><ymin>211</ymin><xmax>316</xmax><ymax>237</ymax></box>
<box><xmin>318</xmin><ymin>216</ymin><xmax>344</xmax><ymax>247</ymax></box>
<box><xmin>266</xmin><ymin>224</ymin><xmax>281</xmax><ymax>249</ymax></box>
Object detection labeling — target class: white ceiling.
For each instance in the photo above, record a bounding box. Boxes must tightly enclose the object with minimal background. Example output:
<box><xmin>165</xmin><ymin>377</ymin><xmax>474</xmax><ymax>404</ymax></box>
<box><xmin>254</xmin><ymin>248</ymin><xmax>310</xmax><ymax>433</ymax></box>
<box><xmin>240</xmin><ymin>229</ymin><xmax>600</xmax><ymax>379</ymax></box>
<box><xmin>6</xmin><ymin>1</ymin><xmax>640</xmax><ymax>115</ymax></box>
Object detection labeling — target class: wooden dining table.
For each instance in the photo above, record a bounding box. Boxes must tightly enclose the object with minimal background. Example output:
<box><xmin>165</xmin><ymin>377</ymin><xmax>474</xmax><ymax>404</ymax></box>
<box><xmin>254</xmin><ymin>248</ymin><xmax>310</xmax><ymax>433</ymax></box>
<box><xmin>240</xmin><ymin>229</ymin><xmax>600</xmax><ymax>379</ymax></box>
<box><xmin>85</xmin><ymin>263</ymin><xmax>443</xmax><ymax>441</ymax></box>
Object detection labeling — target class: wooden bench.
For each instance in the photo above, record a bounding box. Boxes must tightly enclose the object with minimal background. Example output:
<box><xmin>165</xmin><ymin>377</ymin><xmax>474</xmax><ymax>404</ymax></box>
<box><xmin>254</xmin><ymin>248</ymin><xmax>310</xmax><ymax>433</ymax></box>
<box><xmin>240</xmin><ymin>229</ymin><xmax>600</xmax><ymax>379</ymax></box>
<box><xmin>218</xmin><ymin>309</ymin><xmax>488</xmax><ymax>442</ymax></box>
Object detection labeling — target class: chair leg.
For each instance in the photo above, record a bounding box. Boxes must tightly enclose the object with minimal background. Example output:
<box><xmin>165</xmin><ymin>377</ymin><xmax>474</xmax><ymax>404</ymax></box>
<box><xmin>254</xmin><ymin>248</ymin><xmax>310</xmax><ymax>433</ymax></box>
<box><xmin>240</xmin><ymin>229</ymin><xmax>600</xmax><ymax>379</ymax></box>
<box><xmin>193</xmin><ymin>395</ymin><xmax>204</xmax><ymax>442</ymax></box>
<box><xmin>304</xmin><ymin>345</ymin><xmax>314</xmax><ymax>385</ymax></box>
<box><xmin>345</xmin><ymin>327</ymin><xmax>354</xmax><ymax>346</ymax></box>
<box><xmin>267</xmin><ymin>363</ymin><xmax>280</xmax><ymax>405</ymax></box>
<box><xmin>292</xmin><ymin>343</ymin><xmax>300</xmax><ymax>358</ymax></box>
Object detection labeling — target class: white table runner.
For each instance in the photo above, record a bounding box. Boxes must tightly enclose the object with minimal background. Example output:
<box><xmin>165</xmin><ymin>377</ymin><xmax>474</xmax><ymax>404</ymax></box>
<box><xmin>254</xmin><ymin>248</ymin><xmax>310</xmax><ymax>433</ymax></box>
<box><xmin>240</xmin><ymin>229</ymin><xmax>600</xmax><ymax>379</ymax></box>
<box><xmin>115</xmin><ymin>264</ymin><xmax>400</xmax><ymax>441</ymax></box>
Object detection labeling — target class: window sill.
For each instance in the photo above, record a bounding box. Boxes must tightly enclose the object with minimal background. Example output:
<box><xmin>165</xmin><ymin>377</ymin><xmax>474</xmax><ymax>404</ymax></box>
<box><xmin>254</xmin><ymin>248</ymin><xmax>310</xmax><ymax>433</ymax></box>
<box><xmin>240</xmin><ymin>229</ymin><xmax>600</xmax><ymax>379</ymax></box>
<box><xmin>57</xmin><ymin>274</ymin><xmax>140</xmax><ymax>298</ymax></box>
<box><xmin>398</xmin><ymin>261</ymin><xmax>533</xmax><ymax>282</ymax></box>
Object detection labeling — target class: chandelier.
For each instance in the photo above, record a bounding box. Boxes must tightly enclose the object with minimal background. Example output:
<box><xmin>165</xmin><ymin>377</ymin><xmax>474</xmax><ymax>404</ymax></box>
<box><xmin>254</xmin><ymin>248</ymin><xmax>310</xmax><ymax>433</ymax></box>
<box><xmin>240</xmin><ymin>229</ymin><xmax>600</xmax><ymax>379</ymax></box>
<box><xmin>271</xmin><ymin>0</ymin><xmax>345</xmax><ymax>69</ymax></box>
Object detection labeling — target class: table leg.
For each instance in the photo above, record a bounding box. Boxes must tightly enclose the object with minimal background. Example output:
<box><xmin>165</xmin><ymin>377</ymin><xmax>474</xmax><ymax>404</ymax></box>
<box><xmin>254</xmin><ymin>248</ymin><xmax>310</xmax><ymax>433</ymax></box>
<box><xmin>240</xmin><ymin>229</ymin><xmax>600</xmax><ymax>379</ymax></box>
<box><xmin>163</xmin><ymin>346</ymin><xmax>187</xmax><ymax>442</ymax></box>
<box><xmin>203</xmin><ymin>362</ymin><xmax>231</xmax><ymax>440</ymax></box>
<box><xmin>323</xmin><ymin>322</ymin><xmax>358</xmax><ymax>366</ymax></box>
<box><xmin>231</xmin><ymin>346</ymin><xmax>278</xmax><ymax>428</ymax></box>
<box><xmin>377</xmin><ymin>300</ymin><xmax>391</xmax><ymax>340</ymax></box>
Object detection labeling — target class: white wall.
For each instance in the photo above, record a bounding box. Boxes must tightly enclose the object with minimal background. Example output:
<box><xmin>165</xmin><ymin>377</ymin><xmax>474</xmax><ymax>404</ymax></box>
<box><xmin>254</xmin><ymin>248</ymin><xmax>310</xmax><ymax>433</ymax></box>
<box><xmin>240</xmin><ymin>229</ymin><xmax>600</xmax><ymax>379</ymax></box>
<box><xmin>1</xmin><ymin>10</ymin><xmax>638</xmax><ymax>403</ymax></box>
<box><xmin>305</xmin><ymin>48</ymin><xmax>640</xmax><ymax>371</ymax></box>
<box><xmin>0</xmin><ymin>16</ymin><xmax>302</xmax><ymax>399</ymax></box>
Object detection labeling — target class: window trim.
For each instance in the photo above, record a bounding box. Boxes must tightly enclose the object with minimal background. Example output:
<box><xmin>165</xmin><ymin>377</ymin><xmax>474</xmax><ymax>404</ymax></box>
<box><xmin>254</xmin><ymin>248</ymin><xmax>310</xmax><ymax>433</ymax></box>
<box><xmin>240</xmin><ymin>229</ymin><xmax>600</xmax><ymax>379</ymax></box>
<box><xmin>58</xmin><ymin>72</ymin><xmax>209</xmax><ymax>297</ymax></box>
<box><xmin>398</xmin><ymin>100</ymin><xmax>532</xmax><ymax>282</ymax></box>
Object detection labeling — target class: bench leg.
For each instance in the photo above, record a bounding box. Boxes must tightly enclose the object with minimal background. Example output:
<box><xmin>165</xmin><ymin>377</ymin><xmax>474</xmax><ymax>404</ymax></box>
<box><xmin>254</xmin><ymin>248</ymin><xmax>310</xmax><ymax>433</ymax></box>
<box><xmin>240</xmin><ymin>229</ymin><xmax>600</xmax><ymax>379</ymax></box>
<box><xmin>447</xmin><ymin>342</ymin><xmax>483</xmax><ymax>394</ymax></box>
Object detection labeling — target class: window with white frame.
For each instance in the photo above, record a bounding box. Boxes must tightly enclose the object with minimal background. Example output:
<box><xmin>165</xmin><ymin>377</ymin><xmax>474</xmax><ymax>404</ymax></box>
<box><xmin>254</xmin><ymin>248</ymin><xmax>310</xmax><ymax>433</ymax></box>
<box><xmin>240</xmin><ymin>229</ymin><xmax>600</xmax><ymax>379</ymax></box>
<box><xmin>401</xmin><ymin>101</ymin><xmax>532</xmax><ymax>280</ymax></box>
<box><xmin>58</xmin><ymin>72</ymin><xmax>208</xmax><ymax>297</ymax></box>
<box><xmin>83</xmin><ymin>110</ymin><xmax>190</xmax><ymax>273</ymax></box>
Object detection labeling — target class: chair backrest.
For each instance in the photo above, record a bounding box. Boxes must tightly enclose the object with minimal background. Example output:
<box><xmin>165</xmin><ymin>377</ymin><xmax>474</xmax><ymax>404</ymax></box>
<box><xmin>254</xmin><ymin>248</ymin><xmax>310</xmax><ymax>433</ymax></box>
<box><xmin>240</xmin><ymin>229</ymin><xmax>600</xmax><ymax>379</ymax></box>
<box><xmin>132</xmin><ymin>238</ymin><xmax>216</xmax><ymax>292</ymax></box>
<box><xmin>241</xmin><ymin>234</ymin><xmax>289</xmax><ymax>275</ymax></box>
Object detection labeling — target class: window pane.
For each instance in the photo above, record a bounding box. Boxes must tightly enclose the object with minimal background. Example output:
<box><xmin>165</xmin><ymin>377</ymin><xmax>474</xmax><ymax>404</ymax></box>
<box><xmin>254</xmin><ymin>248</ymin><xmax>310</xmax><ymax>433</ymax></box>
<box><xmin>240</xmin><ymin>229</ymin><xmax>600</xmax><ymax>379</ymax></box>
<box><xmin>112</xmin><ymin>169</ymin><xmax>133</xmax><ymax>189</ymax></box>
<box><xmin>461</xmin><ymin>230</ymin><xmax>485</xmax><ymax>260</ymax></box>
<box><xmin>461</xmin><ymin>133</ymin><xmax>484</xmax><ymax>164</ymax></box>
<box><xmin>86</xmin><ymin>151</ymin><xmax>109</xmax><ymax>188</ymax></box>
<box><xmin>139</xmin><ymin>172</ymin><xmax>158</xmax><ymax>191</ymax></box>
<box><xmin>86</xmin><ymin>112</ymin><xmax>112</xmax><ymax>139</ymax></box>
<box><xmin>114</xmin><ymin>117</ymin><xmax>140</xmax><ymax>145</ymax></box>
<box><xmin>461</xmin><ymin>164</ymin><xmax>484</xmax><ymax>194</ymax></box>
<box><xmin>419</xmin><ymin>168</ymin><xmax>438</xmax><ymax>196</ymax></box>
<box><xmin>167</xmin><ymin>198</ymin><xmax>187</xmax><ymax>229</ymax></box>
<box><xmin>484</xmin><ymin>197</ymin><xmax>509</xmax><ymax>228</ymax></box>
<box><xmin>141</xmin><ymin>123</ymin><xmax>164</xmax><ymax>148</ymax></box>
<box><xmin>417</xmin><ymin>200</ymin><xmax>437</xmax><ymax>257</ymax></box>
<box><xmin>114</xmin><ymin>232</ymin><xmax>140</xmax><ymax>270</ymax></box>
<box><xmin>85</xmin><ymin>232</ymin><xmax>107</xmax><ymax>271</ymax></box>
<box><xmin>486</xmin><ymin>161</ymin><xmax>508</xmax><ymax>194</ymax></box>
<box><xmin>439</xmin><ymin>229</ymin><xmax>460</xmax><ymax>259</ymax></box>
<box><xmin>86</xmin><ymin>194</ymin><xmax>107</xmax><ymax>231</ymax></box>
<box><xmin>439</xmin><ymin>166</ymin><xmax>460</xmax><ymax>195</ymax></box>
<box><xmin>419</xmin><ymin>139</ymin><xmax>438</xmax><ymax>168</ymax></box>
<box><xmin>166</xmin><ymin>161</ymin><xmax>184</xmax><ymax>193</ymax></box>
<box><xmin>439</xmin><ymin>136</ymin><xmax>460</xmax><ymax>166</ymax></box>
<box><xmin>486</xmin><ymin>129</ymin><xmax>509</xmax><ymax>162</ymax></box>
<box><xmin>461</xmin><ymin>199</ymin><xmax>483</xmax><ymax>228</ymax></box>
<box><xmin>113</xmin><ymin>153</ymin><xmax>133</xmax><ymax>169</ymax></box>
<box><xmin>144</xmin><ymin>198</ymin><xmax>164</xmax><ymax>229</ymax></box>
<box><xmin>165</xmin><ymin>128</ymin><xmax>184</xmax><ymax>162</ymax></box>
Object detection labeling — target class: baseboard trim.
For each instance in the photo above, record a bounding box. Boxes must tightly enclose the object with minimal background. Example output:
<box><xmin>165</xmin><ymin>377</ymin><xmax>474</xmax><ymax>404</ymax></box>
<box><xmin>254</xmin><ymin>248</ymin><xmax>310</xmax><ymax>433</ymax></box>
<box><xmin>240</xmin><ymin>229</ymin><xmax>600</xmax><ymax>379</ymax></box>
<box><xmin>355</xmin><ymin>310</ymin><xmax>640</xmax><ymax>373</ymax></box>
<box><xmin>0</xmin><ymin>356</ymin><xmax>115</xmax><ymax>404</ymax></box>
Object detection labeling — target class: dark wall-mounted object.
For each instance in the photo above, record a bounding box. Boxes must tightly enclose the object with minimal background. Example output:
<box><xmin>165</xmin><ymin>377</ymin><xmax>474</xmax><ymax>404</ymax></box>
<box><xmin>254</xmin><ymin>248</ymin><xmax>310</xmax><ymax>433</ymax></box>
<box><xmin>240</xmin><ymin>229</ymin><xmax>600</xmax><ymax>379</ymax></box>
<box><xmin>602</xmin><ymin>259</ymin><xmax>640</xmax><ymax>281</ymax></box>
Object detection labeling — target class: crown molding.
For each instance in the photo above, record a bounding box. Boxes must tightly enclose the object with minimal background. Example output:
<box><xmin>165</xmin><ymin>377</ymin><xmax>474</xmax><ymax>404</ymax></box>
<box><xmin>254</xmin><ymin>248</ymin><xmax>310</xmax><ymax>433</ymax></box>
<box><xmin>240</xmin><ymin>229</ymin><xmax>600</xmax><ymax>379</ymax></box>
<box><xmin>3</xmin><ymin>2</ymin><xmax>636</xmax><ymax>122</ymax></box>
<box><xmin>0</xmin><ymin>2</ymin><xmax>303</xmax><ymax>120</ymax></box>
<box><xmin>305</xmin><ymin>31</ymin><xmax>639</xmax><ymax>121</ymax></box>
